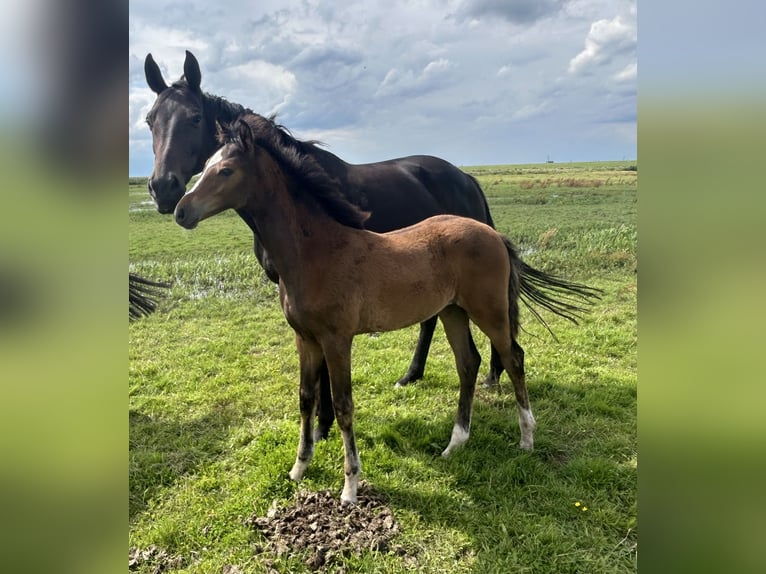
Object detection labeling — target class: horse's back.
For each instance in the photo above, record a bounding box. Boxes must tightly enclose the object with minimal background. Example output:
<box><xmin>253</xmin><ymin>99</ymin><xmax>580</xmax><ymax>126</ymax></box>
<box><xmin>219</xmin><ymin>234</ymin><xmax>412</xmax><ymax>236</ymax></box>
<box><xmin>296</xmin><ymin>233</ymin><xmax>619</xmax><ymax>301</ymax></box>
<box><xmin>346</xmin><ymin>155</ymin><xmax>491</xmax><ymax>231</ymax></box>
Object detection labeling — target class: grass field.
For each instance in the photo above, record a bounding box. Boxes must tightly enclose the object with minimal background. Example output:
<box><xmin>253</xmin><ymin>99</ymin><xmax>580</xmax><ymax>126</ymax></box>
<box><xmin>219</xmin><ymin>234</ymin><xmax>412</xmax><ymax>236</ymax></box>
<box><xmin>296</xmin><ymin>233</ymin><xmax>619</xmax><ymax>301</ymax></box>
<box><xmin>129</xmin><ymin>160</ymin><xmax>637</xmax><ymax>573</ymax></box>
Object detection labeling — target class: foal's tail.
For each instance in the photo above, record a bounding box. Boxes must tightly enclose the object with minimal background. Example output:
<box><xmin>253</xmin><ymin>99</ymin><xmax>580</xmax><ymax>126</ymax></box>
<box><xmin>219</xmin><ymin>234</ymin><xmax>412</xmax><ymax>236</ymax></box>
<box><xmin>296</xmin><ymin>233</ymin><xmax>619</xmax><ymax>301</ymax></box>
<box><xmin>502</xmin><ymin>237</ymin><xmax>602</xmax><ymax>339</ymax></box>
<box><xmin>129</xmin><ymin>273</ymin><xmax>172</xmax><ymax>320</ymax></box>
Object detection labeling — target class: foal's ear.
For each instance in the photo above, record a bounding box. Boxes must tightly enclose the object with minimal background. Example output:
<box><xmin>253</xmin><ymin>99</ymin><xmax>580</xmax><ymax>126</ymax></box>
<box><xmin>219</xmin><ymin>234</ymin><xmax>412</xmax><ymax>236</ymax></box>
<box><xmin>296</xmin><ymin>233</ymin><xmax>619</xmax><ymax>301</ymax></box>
<box><xmin>235</xmin><ymin>119</ymin><xmax>254</xmax><ymax>151</ymax></box>
<box><xmin>183</xmin><ymin>50</ymin><xmax>202</xmax><ymax>92</ymax></box>
<box><xmin>215</xmin><ymin>120</ymin><xmax>233</xmax><ymax>145</ymax></box>
<box><xmin>144</xmin><ymin>53</ymin><xmax>168</xmax><ymax>94</ymax></box>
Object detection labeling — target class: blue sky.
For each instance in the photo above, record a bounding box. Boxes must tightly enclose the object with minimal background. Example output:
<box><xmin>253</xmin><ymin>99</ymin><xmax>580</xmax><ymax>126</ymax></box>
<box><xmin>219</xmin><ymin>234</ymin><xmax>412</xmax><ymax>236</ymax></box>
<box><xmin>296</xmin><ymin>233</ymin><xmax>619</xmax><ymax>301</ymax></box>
<box><xmin>129</xmin><ymin>0</ymin><xmax>637</xmax><ymax>176</ymax></box>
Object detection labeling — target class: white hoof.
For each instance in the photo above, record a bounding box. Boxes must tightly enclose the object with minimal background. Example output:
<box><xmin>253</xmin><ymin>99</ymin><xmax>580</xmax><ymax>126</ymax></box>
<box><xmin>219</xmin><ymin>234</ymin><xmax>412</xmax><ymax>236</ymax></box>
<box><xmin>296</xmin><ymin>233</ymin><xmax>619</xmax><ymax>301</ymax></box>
<box><xmin>289</xmin><ymin>460</ymin><xmax>308</xmax><ymax>482</ymax></box>
<box><xmin>341</xmin><ymin>475</ymin><xmax>358</xmax><ymax>504</ymax></box>
<box><xmin>442</xmin><ymin>424</ymin><xmax>469</xmax><ymax>457</ymax></box>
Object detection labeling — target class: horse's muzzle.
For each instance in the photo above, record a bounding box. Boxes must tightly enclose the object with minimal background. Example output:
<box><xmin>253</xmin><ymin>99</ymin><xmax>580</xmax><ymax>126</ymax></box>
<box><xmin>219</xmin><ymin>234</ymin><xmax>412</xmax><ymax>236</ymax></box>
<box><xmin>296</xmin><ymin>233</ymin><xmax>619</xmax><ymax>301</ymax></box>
<box><xmin>149</xmin><ymin>174</ymin><xmax>184</xmax><ymax>214</ymax></box>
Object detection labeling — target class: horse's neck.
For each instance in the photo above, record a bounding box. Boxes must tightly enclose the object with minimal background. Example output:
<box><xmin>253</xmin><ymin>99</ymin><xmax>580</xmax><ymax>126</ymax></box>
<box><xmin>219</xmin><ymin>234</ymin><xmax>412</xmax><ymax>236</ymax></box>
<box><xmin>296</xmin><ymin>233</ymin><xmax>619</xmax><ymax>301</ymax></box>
<box><xmin>303</xmin><ymin>145</ymin><xmax>349</xmax><ymax>185</ymax></box>
<box><xmin>202</xmin><ymin>93</ymin><xmax>248</xmax><ymax>156</ymax></box>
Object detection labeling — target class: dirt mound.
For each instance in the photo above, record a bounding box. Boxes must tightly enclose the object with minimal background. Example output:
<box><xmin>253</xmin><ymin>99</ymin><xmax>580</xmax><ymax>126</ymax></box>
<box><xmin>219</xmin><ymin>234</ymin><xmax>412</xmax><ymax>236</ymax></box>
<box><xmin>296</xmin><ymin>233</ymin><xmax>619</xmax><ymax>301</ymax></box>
<box><xmin>128</xmin><ymin>545</ymin><xmax>185</xmax><ymax>572</ymax></box>
<box><xmin>247</xmin><ymin>482</ymin><xmax>407</xmax><ymax>570</ymax></box>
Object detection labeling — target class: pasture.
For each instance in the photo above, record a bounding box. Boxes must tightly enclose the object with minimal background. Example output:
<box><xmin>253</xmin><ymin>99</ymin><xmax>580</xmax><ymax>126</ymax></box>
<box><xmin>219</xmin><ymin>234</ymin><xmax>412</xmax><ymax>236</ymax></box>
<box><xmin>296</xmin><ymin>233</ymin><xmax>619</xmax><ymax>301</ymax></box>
<box><xmin>129</xmin><ymin>161</ymin><xmax>637</xmax><ymax>573</ymax></box>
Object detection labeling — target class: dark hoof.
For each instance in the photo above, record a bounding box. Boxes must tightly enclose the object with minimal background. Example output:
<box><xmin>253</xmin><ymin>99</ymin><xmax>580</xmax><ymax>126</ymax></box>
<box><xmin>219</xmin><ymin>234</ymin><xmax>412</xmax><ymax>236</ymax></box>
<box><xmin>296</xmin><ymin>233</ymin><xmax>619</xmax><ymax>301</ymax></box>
<box><xmin>393</xmin><ymin>373</ymin><xmax>422</xmax><ymax>388</ymax></box>
<box><xmin>481</xmin><ymin>374</ymin><xmax>500</xmax><ymax>389</ymax></box>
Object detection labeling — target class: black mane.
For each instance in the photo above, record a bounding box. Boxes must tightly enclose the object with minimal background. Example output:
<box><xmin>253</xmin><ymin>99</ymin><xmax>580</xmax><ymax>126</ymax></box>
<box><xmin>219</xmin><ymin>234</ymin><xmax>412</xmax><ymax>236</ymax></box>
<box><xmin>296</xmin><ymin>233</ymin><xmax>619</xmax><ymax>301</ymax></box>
<box><xmin>224</xmin><ymin>113</ymin><xmax>369</xmax><ymax>229</ymax></box>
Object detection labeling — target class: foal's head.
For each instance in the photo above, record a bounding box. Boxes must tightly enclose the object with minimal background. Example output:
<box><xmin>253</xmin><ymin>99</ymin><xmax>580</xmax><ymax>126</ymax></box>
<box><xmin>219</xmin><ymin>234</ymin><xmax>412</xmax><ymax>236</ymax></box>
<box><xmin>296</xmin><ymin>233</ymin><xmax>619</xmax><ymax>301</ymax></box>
<box><xmin>175</xmin><ymin>114</ymin><xmax>370</xmax><ymax>230</ymax></box>
<box><xmin>174</xmin><ymin>120</ymin><xmax>259</xmax><ymax>229</ymax></box>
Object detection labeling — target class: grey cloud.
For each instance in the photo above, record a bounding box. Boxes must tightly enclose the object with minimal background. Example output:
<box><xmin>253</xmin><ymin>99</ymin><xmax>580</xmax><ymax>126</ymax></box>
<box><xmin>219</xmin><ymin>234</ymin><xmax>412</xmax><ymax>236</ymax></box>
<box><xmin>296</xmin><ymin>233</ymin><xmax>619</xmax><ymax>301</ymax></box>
<box><xmin>455</xmin><ymin>0</ymin><xmax>570</xmax><ymax>25</ymax></box>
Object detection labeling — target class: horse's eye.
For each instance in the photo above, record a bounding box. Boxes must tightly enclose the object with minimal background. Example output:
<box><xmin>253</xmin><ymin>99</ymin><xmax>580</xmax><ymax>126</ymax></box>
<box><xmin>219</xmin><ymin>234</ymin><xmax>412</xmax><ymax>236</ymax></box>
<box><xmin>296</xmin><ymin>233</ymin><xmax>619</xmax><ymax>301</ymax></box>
<box><xmin>191</xmin><ymin>114</ymin><xmax>202</xmax><ymax>126</ymax></box>
<box><xmin>219</xmin><ymin>167</ymin><xmax>233</xmax><ymax>177</ymax></box>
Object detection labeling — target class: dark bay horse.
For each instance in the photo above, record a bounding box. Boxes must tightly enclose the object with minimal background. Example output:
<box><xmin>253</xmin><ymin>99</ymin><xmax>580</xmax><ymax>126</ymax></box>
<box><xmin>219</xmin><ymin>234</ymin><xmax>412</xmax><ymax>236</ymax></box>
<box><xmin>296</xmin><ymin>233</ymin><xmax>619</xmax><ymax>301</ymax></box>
<box><xmin>143</xmin><ymin>50</ymin><xmax>505</xmax><ymax>399</ymax></box>
<box><xmin>173</xmin><ymin>114</ymin><xmax>600</xmax><ymax>503</ymax></box>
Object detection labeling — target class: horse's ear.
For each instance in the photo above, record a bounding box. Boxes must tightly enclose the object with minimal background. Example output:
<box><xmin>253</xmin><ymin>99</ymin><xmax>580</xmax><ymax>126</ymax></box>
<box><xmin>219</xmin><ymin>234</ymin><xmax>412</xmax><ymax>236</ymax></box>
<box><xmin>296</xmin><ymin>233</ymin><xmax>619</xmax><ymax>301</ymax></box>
<box><xmin>183</xmin><ymin>50</ymin><xmax>202</xmax><ymax>92</ymax></box>
<box><xmin>144</xmin><ymin>53</ymin><xmax>168</xmax><ymax>94</ymax></box>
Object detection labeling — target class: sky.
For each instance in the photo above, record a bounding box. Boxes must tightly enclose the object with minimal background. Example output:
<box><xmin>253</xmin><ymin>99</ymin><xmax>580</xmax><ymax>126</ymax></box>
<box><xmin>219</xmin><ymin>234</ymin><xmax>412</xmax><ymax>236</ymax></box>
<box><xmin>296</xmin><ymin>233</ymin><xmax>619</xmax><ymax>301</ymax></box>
<box><xmin>129</xmin><ymin>0</ymin><xmax>637</xmax><ymax>176</ymax></box>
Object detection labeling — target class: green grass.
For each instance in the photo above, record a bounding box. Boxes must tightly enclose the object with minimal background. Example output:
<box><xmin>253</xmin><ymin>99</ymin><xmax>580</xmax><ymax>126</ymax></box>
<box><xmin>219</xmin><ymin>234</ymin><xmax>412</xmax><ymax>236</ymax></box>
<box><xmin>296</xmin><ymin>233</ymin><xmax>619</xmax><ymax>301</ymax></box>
<box><xmin>129</xmin><ymin>161</ymin><xmax>637</xmax><ymax>572</ymax></box>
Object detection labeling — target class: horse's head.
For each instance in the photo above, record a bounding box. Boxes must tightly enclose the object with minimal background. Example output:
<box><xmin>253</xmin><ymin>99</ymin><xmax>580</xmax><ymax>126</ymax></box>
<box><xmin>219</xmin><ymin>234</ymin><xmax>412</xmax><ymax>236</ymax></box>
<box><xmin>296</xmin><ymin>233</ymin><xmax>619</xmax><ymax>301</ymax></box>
<box><xmin>174</xmin><ymin>119</ymin><xmax>257</xmax><ymax>229</ymax></box>
<box><xmin>144</xmin><ymin>51</ymin><xmax>218</xmax><ymax>214</ymax></box>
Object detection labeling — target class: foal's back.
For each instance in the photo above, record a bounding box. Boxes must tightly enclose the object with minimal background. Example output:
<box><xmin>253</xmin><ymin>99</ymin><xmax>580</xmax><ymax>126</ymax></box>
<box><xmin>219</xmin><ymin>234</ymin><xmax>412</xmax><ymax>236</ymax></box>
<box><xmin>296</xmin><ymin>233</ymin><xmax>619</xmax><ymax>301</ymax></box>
<box><xmin>321</xmin><ymin>215</ymin><xmax>511</xmax><ymax>335</ymax></box>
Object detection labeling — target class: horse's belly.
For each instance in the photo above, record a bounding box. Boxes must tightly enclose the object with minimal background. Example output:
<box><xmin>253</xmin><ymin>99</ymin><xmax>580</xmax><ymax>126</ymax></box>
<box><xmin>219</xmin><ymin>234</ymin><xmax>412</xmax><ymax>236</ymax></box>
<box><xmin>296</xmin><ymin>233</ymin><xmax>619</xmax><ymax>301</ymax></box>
<box><xmin>358</xmin><ymin>288</ymin><xmax>452</xmax><ymax>334</ymax></box>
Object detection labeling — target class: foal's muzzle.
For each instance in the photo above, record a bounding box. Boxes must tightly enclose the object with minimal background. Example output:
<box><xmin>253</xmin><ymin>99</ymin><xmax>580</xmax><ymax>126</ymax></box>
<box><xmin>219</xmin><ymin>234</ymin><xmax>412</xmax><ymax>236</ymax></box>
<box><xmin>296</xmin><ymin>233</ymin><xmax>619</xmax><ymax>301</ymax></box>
<box><xmin>174</xmin><ymin>204</ymin><xmax>197</xmax><ymax>229</ymax></box>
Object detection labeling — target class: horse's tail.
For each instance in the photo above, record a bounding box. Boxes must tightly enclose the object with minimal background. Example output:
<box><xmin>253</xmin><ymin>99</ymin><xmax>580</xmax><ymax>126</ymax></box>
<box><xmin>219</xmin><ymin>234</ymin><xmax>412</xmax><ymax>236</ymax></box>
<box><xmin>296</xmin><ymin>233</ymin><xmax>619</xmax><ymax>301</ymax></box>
<box><xmin>129</xmin><ymin>273</ymin><xmax>172</xmax><ymax>320</ymax></box>
<box><xmin>502</xmin><ymin>237</ymin><xmax>602</xmax><ymax>339</ymax></box>
<box><xmin>466</xmin><ymin>173</ymin><xmax>495</xmax><ymax>229</ymax></box>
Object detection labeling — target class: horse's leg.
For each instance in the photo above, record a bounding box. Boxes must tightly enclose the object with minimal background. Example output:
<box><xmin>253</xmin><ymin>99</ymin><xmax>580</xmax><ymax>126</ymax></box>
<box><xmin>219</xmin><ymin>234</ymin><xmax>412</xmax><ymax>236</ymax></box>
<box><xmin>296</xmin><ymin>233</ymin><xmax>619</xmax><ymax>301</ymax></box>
<box><xmin>468</xmin><ymin>302</ymin><xmax>536</xmax><ymax>450</ymax></box>
<box><xmin>288</xmin><ymin>334</ymin><xmax>324</xmax><ymax>483</ymax></box>
<box><xmin>506</xmin><ymin>339</ymin><xmax>536</xmax><ymax>451</ymax></box>
<box><xmin>314</xmin><ymin>360</ymin><xmax>335</xmax><ymax>441</ymax></box>
<box><xmin>481</xmin><ymin>344</ymin><xmax>505</xmax><ymax>388</ymax></box>
<box><xmin>394</xmin><ymin>315</ymin><xmax>438</xmax><ymax>388</ymax></box>
<box><xmin>482</xmin><ymin>329</ymin><xmax>536</xmax><ymax>451</ymax></box>
<box><xmin>438</xmin><ymin>306</ymin><xmax>481</xmax><ymax>457</ymax></box>
<box><xmin>322</xmin><ymin>338</ymin><xmax>360</xmax><ymax>504</ymax></box>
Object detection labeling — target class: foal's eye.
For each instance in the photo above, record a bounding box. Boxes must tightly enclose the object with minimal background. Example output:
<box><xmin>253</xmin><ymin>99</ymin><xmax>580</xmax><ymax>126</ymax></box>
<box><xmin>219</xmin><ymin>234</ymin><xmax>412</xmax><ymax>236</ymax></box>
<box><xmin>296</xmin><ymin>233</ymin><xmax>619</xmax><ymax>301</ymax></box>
<box><xmin>219</xmin><ymin>167</ymin><xmax>233</xmax><ymax>177</ymax></box>
<box><xmin>191</xmin><ymin>114</ymin><xmax>202</xmax><ymax>126</ymax></box>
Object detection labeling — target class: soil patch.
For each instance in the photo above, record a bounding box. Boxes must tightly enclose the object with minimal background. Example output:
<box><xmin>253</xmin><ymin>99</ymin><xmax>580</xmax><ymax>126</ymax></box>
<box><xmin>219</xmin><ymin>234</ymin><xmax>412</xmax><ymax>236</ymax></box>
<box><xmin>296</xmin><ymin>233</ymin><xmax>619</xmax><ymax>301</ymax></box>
<box><xmin>246</xmin><ymin>481</ymin><xmax>408</xmax><ymax>570</ymax></box>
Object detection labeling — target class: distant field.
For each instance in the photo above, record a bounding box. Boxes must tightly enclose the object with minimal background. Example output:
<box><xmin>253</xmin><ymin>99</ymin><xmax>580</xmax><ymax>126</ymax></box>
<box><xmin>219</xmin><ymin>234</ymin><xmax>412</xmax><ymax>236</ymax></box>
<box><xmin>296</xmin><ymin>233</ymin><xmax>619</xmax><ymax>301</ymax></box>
<box><xmin>129</xmin><ymin>161</ymin><xmax>637</xmax><ymax>573</ymax></box>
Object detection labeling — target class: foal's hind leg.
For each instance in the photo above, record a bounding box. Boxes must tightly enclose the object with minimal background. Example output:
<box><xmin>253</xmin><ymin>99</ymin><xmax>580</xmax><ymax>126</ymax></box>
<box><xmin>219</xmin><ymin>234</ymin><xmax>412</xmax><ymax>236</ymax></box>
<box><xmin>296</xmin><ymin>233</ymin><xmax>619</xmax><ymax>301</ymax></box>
<box><xmin>474</xmin><ymin>322</ymin><xmax>536</xmax><ymax>450</ymax></box>
<box><xmin>439</xmin><ymin>306</ymin><xmax>481</xmax><ymax>457</ymax></box>
<box><xmin>394</xmin><ymin>316</ymin><xmax>438</xmax><ymax>388</ymax></box>
<box><xmin>289</xmin><ymin>334</ymin><xmax>324</xmax><ymax>483</ymax></box>
<box><xmin>315</xmin><ymin>361</ymin><xmax>335</xmax><ymax>440</ymax></box>
<box><xmin>505</xmin><ymin>340</ymin><xmax>536</xmax><ymax>451</ymax></box>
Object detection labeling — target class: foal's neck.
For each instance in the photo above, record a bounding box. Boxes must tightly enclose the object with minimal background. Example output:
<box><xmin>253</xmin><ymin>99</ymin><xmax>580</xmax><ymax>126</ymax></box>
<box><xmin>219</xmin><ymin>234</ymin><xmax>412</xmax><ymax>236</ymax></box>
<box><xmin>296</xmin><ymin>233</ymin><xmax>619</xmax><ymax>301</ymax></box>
<box><xmin>242</xmin><ymin>169</ymin><xmax>353</xmax><ymax>288</ymax></box>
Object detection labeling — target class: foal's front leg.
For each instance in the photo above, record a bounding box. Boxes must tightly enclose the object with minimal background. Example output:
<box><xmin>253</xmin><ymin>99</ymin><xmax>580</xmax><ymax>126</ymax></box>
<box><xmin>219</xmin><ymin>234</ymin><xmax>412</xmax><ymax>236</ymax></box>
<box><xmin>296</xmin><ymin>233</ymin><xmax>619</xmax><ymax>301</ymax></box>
<box><xmin>289</xmin><ymin>334</ymin><xmax>324</xmax><ymax>482</ymax></box>
<box><xmin>322</xmin><ymin>339</ymin><xmax>360</xmax><ymax>504</ymax></box>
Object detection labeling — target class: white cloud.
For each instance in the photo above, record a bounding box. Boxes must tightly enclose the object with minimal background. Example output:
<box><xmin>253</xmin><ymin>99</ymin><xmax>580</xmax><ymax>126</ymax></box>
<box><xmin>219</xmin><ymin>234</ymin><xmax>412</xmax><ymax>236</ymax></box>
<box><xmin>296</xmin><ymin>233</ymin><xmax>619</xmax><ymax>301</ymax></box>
<box><xmin>568</xmin><ymin>14</ymin><xmax>637</xmax><ymax>75</ymax></box>
<box><xmin>375</xmin><ymin>59</ymin><xmax>454</xmax><ymax>99</ymax></box>
<box><xmin>128</xmin><ymin>88</ymin><xmax>155</xmax><ymax>138</ymax></box>
<box><xmin>614</xmin><ymin>61</ymin><xmax>637</xmax><ymax>83</ymax></box>
<box><xmin>511</xmin><ymin>100</ymin><xmax>552</xmax><ymax>122</ymax></box>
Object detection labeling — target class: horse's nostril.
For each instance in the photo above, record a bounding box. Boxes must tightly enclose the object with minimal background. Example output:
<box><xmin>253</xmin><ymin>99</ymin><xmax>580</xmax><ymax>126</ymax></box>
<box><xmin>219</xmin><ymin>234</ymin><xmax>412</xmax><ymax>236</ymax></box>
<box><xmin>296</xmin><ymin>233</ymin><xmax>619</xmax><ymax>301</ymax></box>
<box><xmin>175</xmin><ymin>207</ymin><xmax>185</xmax><ymax>223</ymax></box>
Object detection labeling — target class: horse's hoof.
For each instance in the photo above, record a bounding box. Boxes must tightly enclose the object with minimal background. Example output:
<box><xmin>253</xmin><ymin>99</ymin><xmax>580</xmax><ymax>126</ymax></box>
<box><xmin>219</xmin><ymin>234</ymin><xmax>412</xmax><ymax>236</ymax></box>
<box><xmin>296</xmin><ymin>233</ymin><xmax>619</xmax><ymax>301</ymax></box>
<box><xmin>519</xmin><ymin>439</ymin><xmax>534</xmax><ymax>451</ymax></box>
<box><xmin>289</xmin><ymin>461</ymin><xmax>307</xmax><ymax>482</ymax></box>
<box><xmin>393</xmin><ymin>372</ymin><xmax>422</xmax><ymax>388</ymax></box>
<box><xmin>481</xmin><ymin>379</ymin><xmax>499</xmax><ymax>389</ymax></box>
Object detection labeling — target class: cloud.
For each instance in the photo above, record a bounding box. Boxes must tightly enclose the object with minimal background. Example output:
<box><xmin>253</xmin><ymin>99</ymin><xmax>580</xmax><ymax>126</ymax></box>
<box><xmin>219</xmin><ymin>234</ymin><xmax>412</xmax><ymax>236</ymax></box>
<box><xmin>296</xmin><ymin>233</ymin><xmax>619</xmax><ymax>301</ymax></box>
<box><xmin>568</xmin><ymin>13</ymin><xmax>637</xmax><ymax>75</ymax></box>
<box><xmin>614</xmin><ymin>61</ymin><xmax>637</xmax><ymax>83</ymax></box>
<box><xmin>129</xmin><ymin>0</ymin><xmax>637</xmax><ymax>174</ymax></box>
<box><xmin>455</xmin><ymin>0</ymin><xmax>569</xmax><ymax>25</ymax></box>
<box><xmin>375</xmin><ymin>58</ymin><xmax>454</xmax><ymax>99</ymax></box>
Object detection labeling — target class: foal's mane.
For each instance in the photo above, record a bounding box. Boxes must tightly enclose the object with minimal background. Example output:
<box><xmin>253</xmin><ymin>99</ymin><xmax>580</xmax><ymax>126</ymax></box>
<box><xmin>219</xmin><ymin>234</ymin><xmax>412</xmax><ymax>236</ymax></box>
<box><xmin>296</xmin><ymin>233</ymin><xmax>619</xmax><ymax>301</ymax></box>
<box><xmin>222</xmin><ymin>113</ymin><xmax>369</xmax><ymax>229</ymax></box>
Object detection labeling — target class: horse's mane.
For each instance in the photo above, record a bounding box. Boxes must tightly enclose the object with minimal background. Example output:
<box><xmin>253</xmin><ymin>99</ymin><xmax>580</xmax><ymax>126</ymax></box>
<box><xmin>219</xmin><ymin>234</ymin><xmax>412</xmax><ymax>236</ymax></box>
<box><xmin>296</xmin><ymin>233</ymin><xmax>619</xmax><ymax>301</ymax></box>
<box><xmin>168</xmin><ymin>78</ymin><xmax>251</xmax><ymax>140</ymax></box>
<box><xmin>222</xmin><ymin>113</ymin><xmax>370</xmax><ymax>229</ymax></box>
